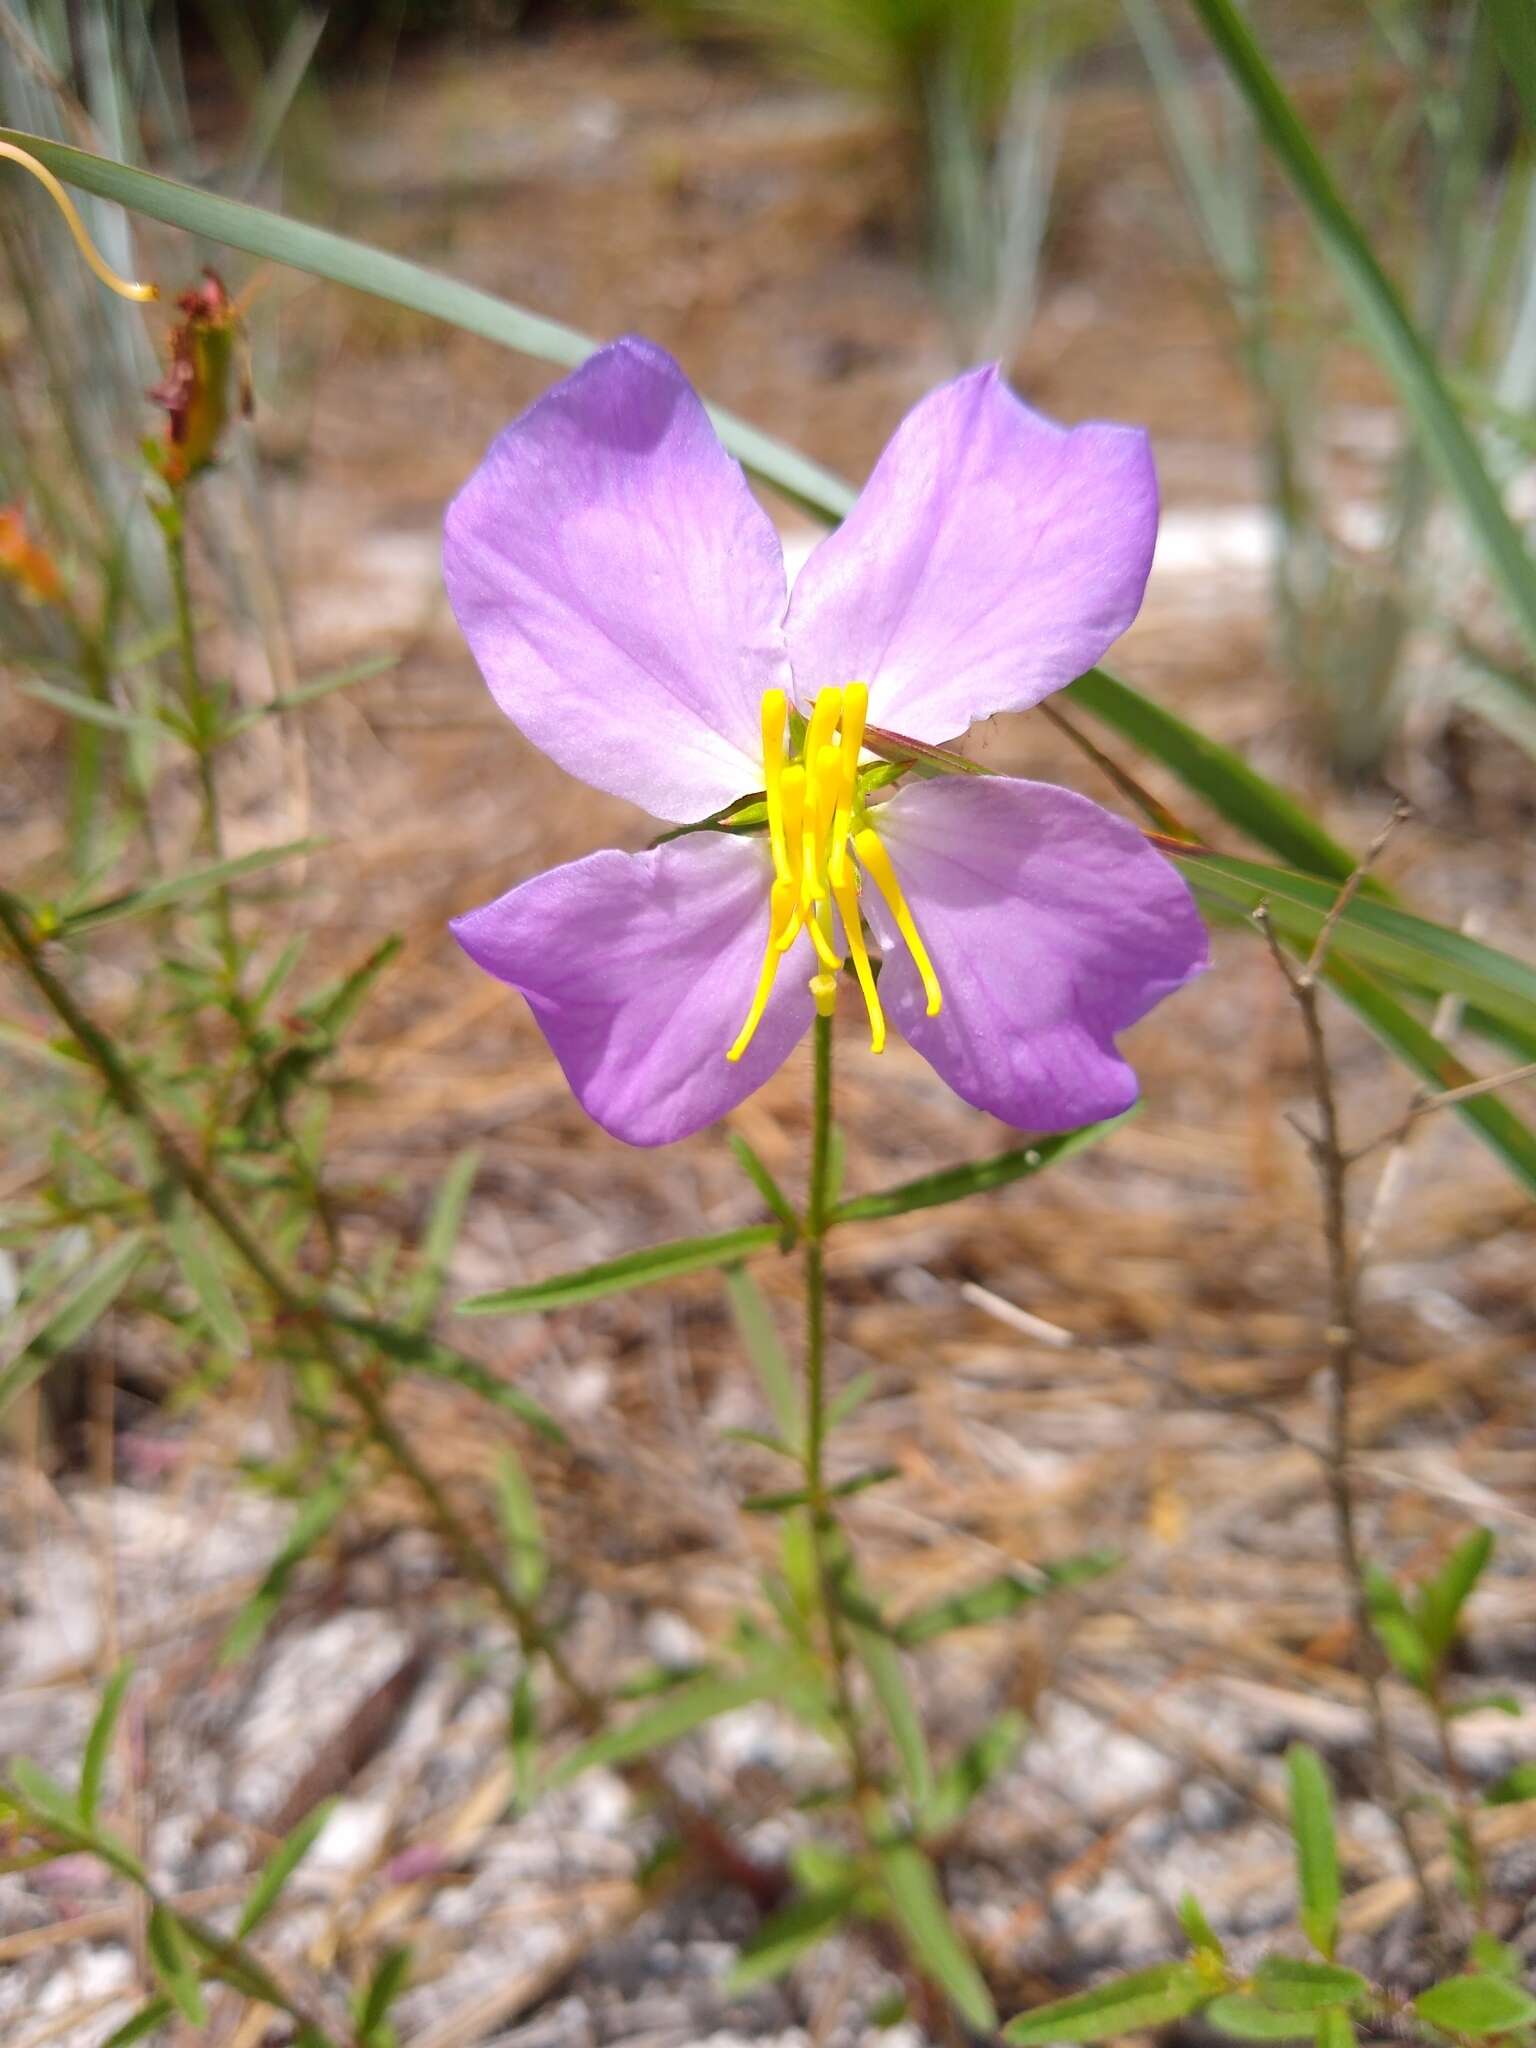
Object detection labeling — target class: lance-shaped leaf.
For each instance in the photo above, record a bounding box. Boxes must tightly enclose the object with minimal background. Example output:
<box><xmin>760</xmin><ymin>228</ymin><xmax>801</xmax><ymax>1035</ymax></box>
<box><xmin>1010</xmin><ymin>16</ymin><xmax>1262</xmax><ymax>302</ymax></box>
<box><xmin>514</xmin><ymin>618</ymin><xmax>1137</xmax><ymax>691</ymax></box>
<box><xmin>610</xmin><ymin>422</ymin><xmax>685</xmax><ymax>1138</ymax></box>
<box><xmin>60</xmin><ymin>842</ymin><xmax>320</xmax><ymax>934</ymax></box>
<box><xmin>896</xmin><ymin>1555</ymin><xmax>1119</xmax><ymax>1647</ymax></box>
<box><xmin>0</xmin><ymin>1232</ymin><xmax>148</xmax><ymax>1421</ymax></box>
<box><xmin>1005</xmin><ymin>1963</ymin><xmax>1208</xmax><ymax>2043</ymax></box>
<box><xmin>878</xmin><ymin>1839</ymin><xmax>997</xmax><ymax>2033</ymax></box>
<box><xmin>728</xmin><ymin>1882</ymin><xmax>862</xmax><ymax>1993</ymax></box>
<box><xmin>1414</xmin><ymin>1976</ymin><xmax>1536</xmax><ymax>2037</ymax></box>
<box><xmin>1206</xmin><ymin>1995</ymin><xmax>1314</xmax><ymax>2040</ymax></box>
<box><xmin>1287</xmin><ymin>1745</ymin><xmax>1341</xmax><ymax>1960</ymax></box>
<box><xmin>1252</xmin><ymin>1959</ymin><xmax>1369</xmax><ymax>2014</ymax></box>
<box><xmin>80</xmin><ymin>1664</ymin><xmax>134</xmax><ymax>1828</ymax></box>
<box><xmin>458</xmin><ymin>1225</ymin><xmax>783</xmax><ymax>1315</ymax></box>
<box><xmin>237</xmin><ymin>1798</ymin><xmax>337</xmax><ymax>1937</ymax></box>
<box><xmin>830</xmin><ymin>1117</ymin><xmax>1131</xmax><ymax>1225</ymax></box>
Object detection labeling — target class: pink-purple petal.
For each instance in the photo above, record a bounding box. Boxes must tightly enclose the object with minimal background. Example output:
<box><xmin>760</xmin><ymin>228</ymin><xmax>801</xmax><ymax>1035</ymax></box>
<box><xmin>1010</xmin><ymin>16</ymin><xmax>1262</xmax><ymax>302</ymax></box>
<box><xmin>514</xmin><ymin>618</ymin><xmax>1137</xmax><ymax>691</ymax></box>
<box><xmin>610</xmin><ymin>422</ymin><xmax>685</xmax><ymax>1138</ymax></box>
<box><xmin>785</xmin><ymin>367</ymin><xmax>1158</xmax><ymax>741</ymax></box>
<box><xmin>444</xmin><ymin>336</ymin><xmax>793</xmax><ymax>824</ymax></box>
<box><xmin>451</xmin><ymin>832</ymin><xmax>815</xmax><ymax>1147</ymax></box>
<box><xmin>864</xmin><ymin>777</ymin><xmax>1207</xmax><ymax>1130</ymax></box>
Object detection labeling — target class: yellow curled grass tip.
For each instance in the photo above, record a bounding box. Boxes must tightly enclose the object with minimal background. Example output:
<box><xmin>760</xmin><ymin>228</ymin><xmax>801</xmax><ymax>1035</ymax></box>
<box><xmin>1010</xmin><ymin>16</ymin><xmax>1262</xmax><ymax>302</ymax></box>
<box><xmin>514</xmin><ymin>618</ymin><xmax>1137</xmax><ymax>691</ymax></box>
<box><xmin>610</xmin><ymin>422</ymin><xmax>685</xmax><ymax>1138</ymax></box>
<box><xmin>1</xmin><ymin>142</ymin><xmax>158</xmax><ymax>303</ymax></box>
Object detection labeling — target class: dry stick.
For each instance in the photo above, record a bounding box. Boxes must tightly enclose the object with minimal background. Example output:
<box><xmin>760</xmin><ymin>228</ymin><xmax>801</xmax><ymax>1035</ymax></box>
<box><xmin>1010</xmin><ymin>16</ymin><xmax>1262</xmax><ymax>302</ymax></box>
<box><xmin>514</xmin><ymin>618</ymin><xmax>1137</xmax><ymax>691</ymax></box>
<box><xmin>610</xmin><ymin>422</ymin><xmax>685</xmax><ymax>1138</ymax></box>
<box><xmin>1251</xmin><ymin>804</ymin><xmax>1443</xmax><ymax>1941</ymax></box>
<box><xmin>0</xmin><ymin>891</ymin><xmax>783</xmax><ymax>1914</ymax></box>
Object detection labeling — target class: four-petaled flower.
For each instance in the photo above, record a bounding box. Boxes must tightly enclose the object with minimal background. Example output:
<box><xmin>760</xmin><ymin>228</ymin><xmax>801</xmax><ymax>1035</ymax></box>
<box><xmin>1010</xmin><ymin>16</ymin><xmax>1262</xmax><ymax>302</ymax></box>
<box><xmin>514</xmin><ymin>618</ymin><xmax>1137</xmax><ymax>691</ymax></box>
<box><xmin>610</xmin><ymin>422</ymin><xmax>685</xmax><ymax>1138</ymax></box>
<box><xmin>444</xmin><ymin>337</ymin><xmax>1207</xmax><ymax>1146</ymax></box>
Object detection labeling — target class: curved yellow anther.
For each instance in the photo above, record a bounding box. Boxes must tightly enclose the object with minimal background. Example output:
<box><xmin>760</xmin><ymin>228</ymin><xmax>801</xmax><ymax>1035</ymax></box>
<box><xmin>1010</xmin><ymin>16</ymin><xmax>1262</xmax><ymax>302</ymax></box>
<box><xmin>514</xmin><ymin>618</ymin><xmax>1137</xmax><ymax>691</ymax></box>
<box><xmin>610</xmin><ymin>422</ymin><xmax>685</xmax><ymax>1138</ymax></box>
<box><xmin>828</xmin><ymin>681</ymin><xmax>868</xmax><ymax>889</ymax></box>
<box><xmin>775</xmin><ymin>765</ymin><xmax>807</xmax><ymax>952</ymax></box>
<box><xmin>854</xmin><ymin>826</ymin><xmax>942</xmax><ymax>1017</ymax></box>
<box><xmin>727</xmin><ymin>877</ymin><xmax>797</xmax><ymax>1063</ymax></box>
<box><xmin>832</xmin><ymin>871</ymin><xmax>885</xmax><ymax>1053</ymax></box>
<box><xmin>760</xmin><ymin>688</ymin><xmax>790</xmax><ymax>883</ymax></box>
<box><xmin>1</xmin><ymin>143</ymin><xmax>158</xmax><ymax>303</ymax></box>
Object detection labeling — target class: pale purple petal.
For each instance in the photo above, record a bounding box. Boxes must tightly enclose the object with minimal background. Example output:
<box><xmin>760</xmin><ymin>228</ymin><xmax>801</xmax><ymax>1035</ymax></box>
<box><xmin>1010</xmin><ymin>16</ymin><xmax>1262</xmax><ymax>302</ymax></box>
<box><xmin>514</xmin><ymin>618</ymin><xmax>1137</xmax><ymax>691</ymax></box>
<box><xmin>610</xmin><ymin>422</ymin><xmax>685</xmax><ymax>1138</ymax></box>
<box><xmin>785</xmin><ymin>368</ymin><xmax>1157</xmax><ymax>741</ymax></box>
<box><xmin>451</xmin><ymin>832</ymin><xmax>815</xmax><ymax>1147</ymax></box>
<box><xmin>444</xmin><ymin>337</ymin><xmax>792</xmax><ymax>824</ymax></box>
<box><xmin>864</xmin><ymin>777</ymin><xmax>1207</xmax><ymax>1130</ymax></box>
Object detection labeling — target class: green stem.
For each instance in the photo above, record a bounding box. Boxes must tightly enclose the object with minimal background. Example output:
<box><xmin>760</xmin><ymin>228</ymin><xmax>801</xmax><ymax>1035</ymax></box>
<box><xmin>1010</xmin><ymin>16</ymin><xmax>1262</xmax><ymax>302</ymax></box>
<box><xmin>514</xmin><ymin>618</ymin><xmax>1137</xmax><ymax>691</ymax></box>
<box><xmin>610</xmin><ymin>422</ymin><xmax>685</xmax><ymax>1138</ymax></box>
<box><xmin>801</xmin><ymin>1014</ymin><xmax>877</xmax><ymax>1802</ymax></box>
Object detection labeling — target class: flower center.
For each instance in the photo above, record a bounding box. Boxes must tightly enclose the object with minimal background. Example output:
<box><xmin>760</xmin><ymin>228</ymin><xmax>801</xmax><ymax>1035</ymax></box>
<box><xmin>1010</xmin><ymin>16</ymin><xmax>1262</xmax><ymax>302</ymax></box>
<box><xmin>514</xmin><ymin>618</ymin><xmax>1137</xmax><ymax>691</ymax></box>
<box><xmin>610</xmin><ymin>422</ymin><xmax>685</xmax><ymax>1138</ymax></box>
<box><xmin>726</xmin><ymin>684</ymin><xmax>942</xmax><ymax>1063</ymax></box>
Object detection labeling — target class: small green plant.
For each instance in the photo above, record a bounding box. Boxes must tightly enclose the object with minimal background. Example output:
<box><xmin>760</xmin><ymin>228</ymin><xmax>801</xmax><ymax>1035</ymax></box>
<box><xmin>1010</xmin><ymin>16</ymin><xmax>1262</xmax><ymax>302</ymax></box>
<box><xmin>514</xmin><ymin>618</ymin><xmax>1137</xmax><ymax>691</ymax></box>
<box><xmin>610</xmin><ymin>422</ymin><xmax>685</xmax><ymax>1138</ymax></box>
<box><xmin>1002</xmin><ymin>1743</ymin><xmax>1536</xmax><ymax>2047</ymax></box>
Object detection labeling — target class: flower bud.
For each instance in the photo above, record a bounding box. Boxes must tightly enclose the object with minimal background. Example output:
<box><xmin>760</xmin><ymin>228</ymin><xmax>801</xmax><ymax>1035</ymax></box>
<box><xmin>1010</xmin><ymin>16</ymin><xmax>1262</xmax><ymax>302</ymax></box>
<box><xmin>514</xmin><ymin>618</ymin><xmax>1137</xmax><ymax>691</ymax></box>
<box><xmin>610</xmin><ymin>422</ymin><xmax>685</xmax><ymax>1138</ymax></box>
<box><xmin>148</xmin><ymin>271</ymin><xmax>251</xmax><ymax>486</ymax></box>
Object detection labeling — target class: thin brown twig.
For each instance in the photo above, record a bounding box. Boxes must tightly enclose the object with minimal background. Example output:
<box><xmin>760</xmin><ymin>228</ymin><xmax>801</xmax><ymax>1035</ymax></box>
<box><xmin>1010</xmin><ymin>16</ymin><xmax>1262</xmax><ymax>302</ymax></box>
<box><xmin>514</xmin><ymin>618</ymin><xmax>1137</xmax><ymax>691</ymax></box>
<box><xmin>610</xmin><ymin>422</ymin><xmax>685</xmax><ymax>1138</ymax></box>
<box><xmin>1252</xmin><ymin>854</ymin><xmax>1443</xmax><ymax>1944</ymax></box>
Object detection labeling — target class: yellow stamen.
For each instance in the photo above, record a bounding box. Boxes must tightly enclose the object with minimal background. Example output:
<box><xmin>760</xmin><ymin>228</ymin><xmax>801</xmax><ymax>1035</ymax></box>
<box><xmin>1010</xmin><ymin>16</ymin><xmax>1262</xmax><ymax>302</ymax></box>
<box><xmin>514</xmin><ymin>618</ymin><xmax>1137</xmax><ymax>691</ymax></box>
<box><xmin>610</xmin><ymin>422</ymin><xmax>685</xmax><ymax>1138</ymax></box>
<box><xmin>727</xmin><ymin>877</ymin><xmax>797</xmax><ymax>1063</ymax></box>
<box><xmin>775</xmin><ymin>765</ymin><xmax>807</xmax><ymax>952</ymax></box>
<box><xmin>800</xmin><ymin>688</ymin><xmax>843</xmax><ymax>904</ymax></box>
<box><xmin>832</xmin><ymin>871</ymin><xmax>885</xmax><ymax>1053</ymax></box>
<box><xmin>760</xmin><ymin>687</ymin><xmax>790</xmax><ymax>883</ymax></box>
<box><xmin>828</xmin><ymin>681</ymin><xmax>868</xmax><ymax>889</ymax></box>
<box><xmin>1</xmin><ymin>143</ymin><xmax>158</xmax><ymax>303</ymax></box>
<box><xmin>854</xmin><ymin>826</ymin><xmax>943</xmax><ymax>1017</ymax></box>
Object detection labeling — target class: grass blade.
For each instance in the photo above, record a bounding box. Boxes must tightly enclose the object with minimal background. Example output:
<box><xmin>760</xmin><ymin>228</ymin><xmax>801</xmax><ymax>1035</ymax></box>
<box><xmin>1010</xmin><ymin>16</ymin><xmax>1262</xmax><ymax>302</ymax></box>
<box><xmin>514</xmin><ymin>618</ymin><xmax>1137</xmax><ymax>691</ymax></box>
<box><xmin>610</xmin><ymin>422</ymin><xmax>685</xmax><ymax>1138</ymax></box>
<box><xmin>1190</xmin><ymin>0</ymin><xmax>1536</xmax><ymax>661</ymax></box>
<box><xmin>0</xmin><ymin>126</ymin><xmax>856</xmax><ymax>525</ymax></box>
<box><xmin>236</xmin><ymin>1799</ymin><xmax>337</xmax><ymax>1937</ymax></box>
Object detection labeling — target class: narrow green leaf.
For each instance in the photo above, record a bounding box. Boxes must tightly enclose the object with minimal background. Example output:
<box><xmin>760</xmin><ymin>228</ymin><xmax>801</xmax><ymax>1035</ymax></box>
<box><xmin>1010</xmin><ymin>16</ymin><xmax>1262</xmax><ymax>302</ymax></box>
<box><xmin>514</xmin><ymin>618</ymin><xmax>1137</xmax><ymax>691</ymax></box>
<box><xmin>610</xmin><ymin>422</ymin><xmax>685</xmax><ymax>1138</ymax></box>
<box><xmin>458</xmin><ymin>1224</ymin><xmax>782</xmax><ymax>1315</ymax></box>
<box><xmin>80</xmin><ymin>1664</ymin><xmax>133</xmax><ymax>1828</ymax></box>
<box><xmin>224</xmin><ymin>654</ymin><xmax>398</xmax><ymax>736</ymax></box>
<box><xmin>220</xmin><ymin>1467</ymin><xmax>354</xmax><ymax>1665</ymax></box>
<box><xmin>1287</xmin><ymin>1745</ymin><xmax>1341</xmax><ymax>1960</ymax></box>
<box><xmin>0</xmin><ymin>127</ymin><xmax>856</xmax><ymax>526</ymax></box>
<box><xmin>1363</xmin><ymin>1564</ymin><xmax>1433</xmax><ymax>1691</ymax></box>
<box><xmin>10</xmin><ymin>1759</ymin><xmax>84</xmax><ymax>1834</ymax></box>
<box><xmin>164</xmin><ymin>1197</ymin><xmax>248</xmax><ymax>1356</ymax></box>
<box><xmin>20</xmin><ymin>679</ymin><xmax>165</xmax><ymax>737</ymax></box>
<box><xmin>727</xmin><ymin>1882</ymin><xmax>860</xmax><ymax>1992</ymax></box>
<box><xmin>1414</xmin><ymin>1528</ymin><xmax>1494</xmax><ymax>1667</ymax></box>
<box><xmin>1177</xmin><ymin>1892</ymin><xmax>1225</xmax><ymax>1958</ymax></box>
<box><xmin>1487</xmin><ymin>1761</ymin><xmax>1536</xmax><ymax>1805</ymax></box>
<box><xmin>146</xmin><ymin>1904</ymin><xmax>208</xmax><ymax>2026</ymax></box>
<box><xmin>831</xmin><ymin>1117</ymin><xmax>1130</xmax><ymax>1226</ymax></box>
<box><xmin>330</xmin><ymin>1314</ymin><xmax>565</xmax><ymax>1443</ymax></box>
<box><xmin>1325</xmin><ymin>957</ymin><xmax>1536</xmax><ymax>1196</ymax></box>
<box><xmin>1174</xmin><ymin>851</ymin><xmax>1536</xmax><ymax>1034</ymax></box>
<box><xmin>878</xmin><ymin>1838</ymin><xmax>997</xmax><ymax>2033</ymax></box>
<box><xmin>896</xmin><ymin>1554</ymin><xmax>1119</xmax><ymax>1647</ymax></box>
<box><xmin>1207</xmin><ymin>1994</ymin><xmax>1314</xmax><ymax>2040</ymax></box>
<box><xmin>62</xmin><ymin>841</ymin><xmax>319</xmax><ymax>933</ymax></box>
<box><xmin>547</xmin><ymin>1671</ymin><xmax>776</xmax><ymax>1789</ymax></box>
<box><xmin>236</xmin><ymin>1798</ymin><xmax>337</xmax><ymax>1937</ymax></box>
<box><xmin>1190</xmin><ymin>0</ymin><xmax>1536</xmax><ymax>662</ymax></box>
<box><xmin>1252</xmin><ymin>1959</ymin><xmax>1369</xmax><ymax>2013</ymax></box>
<box><xmin>848</xmin><ymin>1621</ymin><xmax>932</xmax><ymax>1808</ymax></box>
<box><xmin>1005</xmin><ymin>1964</ymin><xmax>1208</xmax><ymax>2043</ymax></box>
<box><xmin>727</xmin><ymin>1132</ymin><xmax>800</xmax><ymax>1236</ymax></box>
<box><xmin>402</xmin><ymin>1146</ymin><xmax>481</xmax><ymax>1330</ymax></box>
<box><xmin>1414</xmin><ymin>1976</ymin><xmax>1536</xmax><ymax>2036</ymax></box>
<box><xmin>1314</xmin><ymin>2010</ymin><xmax>1357</xmax><ymax>2048</ymax></box>
<box><xmin>825</xmin><ymin>1369</ymin><xmax>878</xmax><ymax>1431</ymax></box>
<box><xmin>494</xmin><ymin>1449</ymin><xmax>547</xmax><ymax>1606</ymax></box>
<box><xmin>0</xmin><ymin>1232</ymin><xmax>147</xmax><ymax>1421</ymax></box>
<box><xmin>101</xmin><ymin>1997</ymin><xmax>174</xmax><ymax>2048</ymax></box>
<box><xmin>1067</xmin><ymin>669</ymin><xmax>1361</xmax><ymax>882</ymax></box>
<box><xmin>358</xmin><ymin>1946</ymin><xmax>413</xmax><ymax>2037</ymax></box>
<box><xmin>724</xmin><ymin>1265</ymin><xmax>800</xmax><ymax>1444</ymax></box>
<box><xmin>1486</xmin><ymin>0</ymin><xmax>1536</xmax><ymax>132</ymax></box>
<box><xmin>920</xmin><ymin>1711</ymin><xmax>1028</xmax><ymax>1838</ymax></box>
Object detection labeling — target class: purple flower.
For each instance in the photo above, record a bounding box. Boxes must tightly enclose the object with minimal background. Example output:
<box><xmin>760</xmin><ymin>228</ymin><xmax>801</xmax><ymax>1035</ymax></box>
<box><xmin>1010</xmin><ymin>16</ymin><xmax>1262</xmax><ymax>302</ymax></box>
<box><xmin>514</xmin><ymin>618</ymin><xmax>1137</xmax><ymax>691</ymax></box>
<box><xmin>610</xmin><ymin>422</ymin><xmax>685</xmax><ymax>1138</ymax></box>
<box><xmin>444</xmin><ymin>337</ymin><xmax>1207</xmax><ymax>1147</ymax></box>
